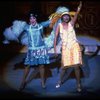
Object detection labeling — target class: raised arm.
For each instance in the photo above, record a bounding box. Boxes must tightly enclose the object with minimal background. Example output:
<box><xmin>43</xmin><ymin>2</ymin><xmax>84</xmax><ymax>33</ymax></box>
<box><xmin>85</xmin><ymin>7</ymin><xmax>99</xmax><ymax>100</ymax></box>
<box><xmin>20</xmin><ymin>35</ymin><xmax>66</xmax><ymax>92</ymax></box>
<box><xmin>40</xmin><ymin>20</ymin><xmax>51</xmax><ymax>27</ymax></box>
<box><xmin>71</xmin><ymin>1</ymin><xmax>82</xmax><ymax>26</ymax></box>
<box><xmin>54</xmin><ymin>24</ymin><xmax>60</xmax><ymax>55</ymax></box>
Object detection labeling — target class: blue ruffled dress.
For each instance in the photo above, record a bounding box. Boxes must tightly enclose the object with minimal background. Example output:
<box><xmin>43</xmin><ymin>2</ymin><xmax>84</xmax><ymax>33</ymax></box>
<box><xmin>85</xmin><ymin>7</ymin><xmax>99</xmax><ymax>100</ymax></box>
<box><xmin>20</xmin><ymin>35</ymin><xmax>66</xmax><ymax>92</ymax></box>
<box><xmin>24</xmin><ymin>20</ymin><xmax>51</xmax><ymax>66</ymax></box>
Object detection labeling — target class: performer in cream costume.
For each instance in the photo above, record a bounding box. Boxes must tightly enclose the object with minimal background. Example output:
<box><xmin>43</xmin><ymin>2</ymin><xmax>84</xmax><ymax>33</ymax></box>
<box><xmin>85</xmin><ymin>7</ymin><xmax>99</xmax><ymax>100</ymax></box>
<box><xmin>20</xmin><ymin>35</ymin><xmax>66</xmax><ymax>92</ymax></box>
<box><xmin>54</xmin><ymin>2</ymin><xmax>83</xmax><ymax>92</ymax></box>
<box><xmin>59</xmin><ymin>21</ymin><xmax>82</xmax><ymax>67</ymax></box>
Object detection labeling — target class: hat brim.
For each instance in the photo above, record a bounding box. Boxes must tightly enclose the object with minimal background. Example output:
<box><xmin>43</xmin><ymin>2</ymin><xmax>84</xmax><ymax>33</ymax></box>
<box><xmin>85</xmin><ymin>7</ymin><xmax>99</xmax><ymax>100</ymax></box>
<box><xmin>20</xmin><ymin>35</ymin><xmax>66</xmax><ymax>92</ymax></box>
<box><xmin>61</xmin><ymin>12</ymin><xmax>69</xmax><ymax>16</ymax></box>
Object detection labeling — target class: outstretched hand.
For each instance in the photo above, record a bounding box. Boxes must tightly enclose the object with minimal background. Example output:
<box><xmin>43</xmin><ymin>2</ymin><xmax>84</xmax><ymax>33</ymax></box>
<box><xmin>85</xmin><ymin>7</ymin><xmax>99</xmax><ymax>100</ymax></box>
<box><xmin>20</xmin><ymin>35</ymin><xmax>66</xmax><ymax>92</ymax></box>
<box><xmin>78</xmin><ymin>1</ymin><xmax>82</xmax><ymax>11</ymax></box>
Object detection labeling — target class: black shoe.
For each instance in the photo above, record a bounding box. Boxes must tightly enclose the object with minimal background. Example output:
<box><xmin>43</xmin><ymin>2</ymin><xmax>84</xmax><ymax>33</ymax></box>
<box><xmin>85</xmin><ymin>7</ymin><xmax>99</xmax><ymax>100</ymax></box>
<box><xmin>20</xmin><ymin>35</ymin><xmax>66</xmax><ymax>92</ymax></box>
<box><xmin>19</xmin><ymin>82</ymin><xmax>27</xmax><ymax>91</ymax></box>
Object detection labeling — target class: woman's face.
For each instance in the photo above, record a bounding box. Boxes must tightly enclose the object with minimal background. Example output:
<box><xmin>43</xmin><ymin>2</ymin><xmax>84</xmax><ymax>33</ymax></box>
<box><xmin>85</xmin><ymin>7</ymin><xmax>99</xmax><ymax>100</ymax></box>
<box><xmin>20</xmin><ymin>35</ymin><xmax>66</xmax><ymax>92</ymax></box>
<box><xmin>29</xmin><ymin>16</ymin><xmax>37</xmax><ymax>25</ymax></box>
<box><xmin>62</xmin><ymin>14</ymin><xmax>70</xmax><ymax>23</ymax></box>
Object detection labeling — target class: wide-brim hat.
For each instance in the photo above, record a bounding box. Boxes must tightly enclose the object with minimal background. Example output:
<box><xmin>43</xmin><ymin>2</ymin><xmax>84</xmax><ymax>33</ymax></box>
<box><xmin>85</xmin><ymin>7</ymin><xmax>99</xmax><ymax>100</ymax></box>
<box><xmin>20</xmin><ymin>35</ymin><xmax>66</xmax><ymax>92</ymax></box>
<box><xmin>61</xmin><ymin>12</ymin><xmax>70</xmax><ymax>16</ymax></box>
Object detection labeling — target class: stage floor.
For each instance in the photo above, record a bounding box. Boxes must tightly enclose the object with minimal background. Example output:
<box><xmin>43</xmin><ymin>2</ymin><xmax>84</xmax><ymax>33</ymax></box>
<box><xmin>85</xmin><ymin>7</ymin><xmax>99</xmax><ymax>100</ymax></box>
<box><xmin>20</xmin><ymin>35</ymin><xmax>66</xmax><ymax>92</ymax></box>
<box><xmin>0</xmin><ymin>52</ymin><xmax>100</xmax><ymax>99</ymax></box>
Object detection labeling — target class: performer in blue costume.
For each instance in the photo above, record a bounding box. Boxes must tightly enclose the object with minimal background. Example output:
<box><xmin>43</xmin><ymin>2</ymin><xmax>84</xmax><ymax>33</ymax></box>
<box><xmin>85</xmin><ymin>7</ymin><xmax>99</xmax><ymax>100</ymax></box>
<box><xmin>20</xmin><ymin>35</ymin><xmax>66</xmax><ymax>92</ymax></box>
<box><xmin>19</xmin><ymin>13</ymin><xmax>51</xmax><ymax>90</ymax></box>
